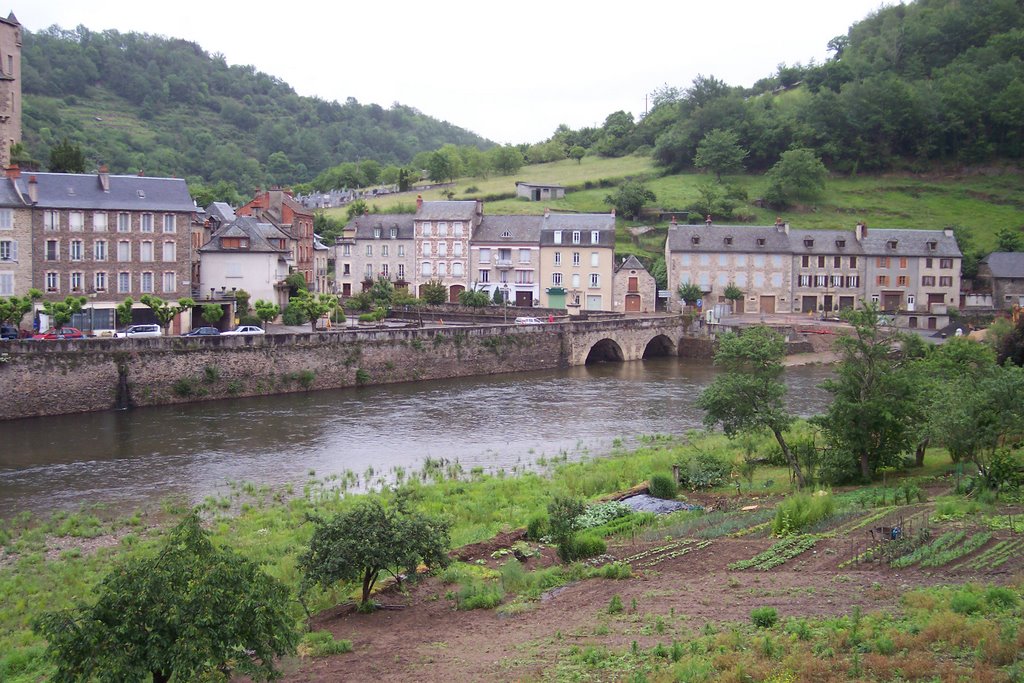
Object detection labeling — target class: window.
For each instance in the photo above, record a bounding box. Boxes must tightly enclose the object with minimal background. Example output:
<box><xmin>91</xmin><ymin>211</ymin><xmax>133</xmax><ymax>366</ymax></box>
<box><xmin>871</xmin><ymin>293</ymin><xmax>880</xmax><ymax>304</ymax></box>
<box><xmin>118</xmin><ymin>272</ymin><xmax>131</xmax><ymax>293</ymax></box>
<box><xmin>590</xmin><ymin>252</ymin><xmax>599</xmax><ymax>267</ymax></box>
<box><xmin>479</xmin><ymin>248</ymin><xmax>491</xmax><ymax>263</ymax></box>
<box><xmin>118</xmin><ymin>241</ymin><xmax>131</xmax><ymax>262</ymax></box>
<box><xmin>801</xmin><ymin>255</ymin><xmax>810</xmax><ymax>268</ymax></box>
<box><xmin>365</xmin><ymin>264</ymin><xmax>374</xmax><ymax>279</ymax></box>
<box><xmin>117</xmin><ymin>213</ymin><xmax>131</xmax><ymax>233</ymax></box>
<box><xmin>46</xmin><ymin>239</ymin><xmax>59</xmax><ymax>261</ymax></box>
<box><xmin>69</xmin><ymin>239</ymin><xmax>83</xmax><ymax>261</ymax></box>
<box><xmin>140</xmin><ymin>241</ymin><xmax>154</xmax><ymax>262</ymax></box>
<box><xmin>381</xmin><ymin>244</ymin><xmax>389</xmax><ymax>257</ymax></box>
<box><xmin>927</xmin><ymin>241</ymin><xmax>937</xmax><ymax>251</ymax></box>
<box><xmin>572</xmin><ymin>252</ymin><xmax>581</xmax><ymax>266</ymax></box>
<box><xmin>0</xmin><ymin>273</ymin><xmax>11</xmax><ymax>295</ymax></box>
<box><xmin>141</xmin><ymin>271</ymin><xmax>154</xmax><ymax>293</ymax></box>
<box><xmin>452</xmin><ymin>262</ymin><xmax>464</xmax><ymax>277</ymax></box>
<box><xmin>94</xmin><ymin>240</ymin><xmax>107</xmax><ymax>261</ymax></box>
<box><xmin>162</xmin><ymin>272</ymin><xmax>176</xmax><ymax>293</ymax></box>
<box><xmin>515</xmin><ymin>270</ymin><xmax>532</xmax><ymax>284</ymax></box>
<box><xmin>381</xmin><ymin>263</ymin><xmax>390</xmax><ymax>277</ymax></box>
<box><xmin>834</xmin><ymin>256</ymin><xmax>842</xmax><ymax>268</ymax></box>
<box><xmin>691</xmin><ymin>235</ymin><xmax>701</xmax><ymax>245</ymax></box>
<box><xmin>421</xmin><ymin>222</ymin><xmax>432</xmax><ymax>237</ymax></box>
<box><xmin>922</xmin><ymin>276</ymin><xmax>936</xmax><ymax>286</ymax></box>
<box><xmin>422</xmin><ymin>242</ymin><xmax>431</xmax><ymax>257</ymax></box>
<box><xmin>940</xmin><ymin>276</ymin><xmax>953</xmax><ymax>287</ymax></box>
<box><xmin>46</xmin><ymin>272</ymin><xmax>58</xmax><ymax>292</ymax></box>
<box><xmin>897</xmin><ymin>275</ymin><xmax>908</xmax><ymax>287</ymax></box>
<box><xmin>817</xmin><ymin>256</ymin><xmax>826</xmax><ymax>268</ymax></box>
<box><xmin>438</xmin><ymin>242</ymin><xmax>448</xmax><ymax>256</ymax></box>
<box><xmin>571</xmin><ymin>273</ymin><xmax>580</xmax><ymax>288</ymax></box>
<box><xmin>220</xmin><ymin>237</ymin><xmax>248</xmax><ymax>249</ymax></box>
<box><xmin>437</xmin><ymin>222</ymin><xmax>448</xmax><ymax>237</ymax></box>
<box><xmin>724</xmin><ymin>236</ymin><xmax>733</xmax><ymax>246</ymax></box>
<box><xmin>437</xmin><ymin>262</ymin><xmax>447</xmax><ymax>276</ymax></box>
<box><xmin>554</xmin><ymin>252</ymin><xmax>561</xmax><ymax>266</ymax></box>
<box><xmin>0</xmin><ymin>239</ymin><xmax>14</xmax><ymax>261</ymax></box>
<box><xmin>589</xmin><ymin>273</ymin><xmax>600</xmax><ymax>288</ymax></box>
<box><xmin>887</xmin><ymin>240</ymin><xmax>898</xmax><ymax>249</ymax></box>
<box><xmin>500</xmin><ymin>230</ymin><xmax>512</xmax><ymax>239</ymax></box>
<box><xmin>939</xmin><ymin>258</ymin><xmax>953</xmax><ymax>269</ymax></box>
<box><xmin>69</xmin><ymin>212</ymin><xmax>84</xmax><ymax>231</ymax></box>
<box><xmin>756</xmin><ymin>237</ymin><xmax>766</xmax><ymax>246</ymax></box>
<box><xmin>140</xmin><ymin>214</ymin><xmax>154</xmax><ymax>233</ymax></box>
<box><xmin>342</xmin><ymin>264</ymin><xmax>351</xmax><ymax>276</ymax></box>
<box><xmin>591</xmin><ymin>231</ymin><xmax>600</xmax><ymax>244</ymax></box>
<box><xmin>846</xmin><ymin>275</ymin><xmax>860</xmax><ymax>288</ymax></box>
<box><xmin>366</xmin><ymin>245</ymin><xmax>373</xmax><ymax>257</ymax></box>
<box><xmin>799</xmin><ymin>274</ymin><xmax>811</xmax><ymax>287</ymax></box>
<box><xmin>925</xmin><ymin>257</ymin><xmax>933</xmax><ymax>268</ymax></box>
<box><xmin>572</xmin><ymin>231</ymin><xmax>581</xmax><ymax>244</ymax></box>
<box><xmin>397</xmin><ymin>264</ymin><xmax>405</xmax><ymax>279</ymax></box>
<box><xmin>421</xmin><ymin>261</ymin><xmax>431</xmax><ymax>276</ymax></box>
<box><xmin>899</xmin><ymin>257</ymin><xmax>908</xmax><ymax>269</ymax></box>
<box><xmin>44</xmin><ymin>210</ymin><xmax>60</xmax><ymax>231</ymax></box>
<box><xmin>877</xmin><ymin>275</ymin><xmax>890</xmax><ymax>286</ymax></box>
<box><xmin>70</xmin><ymin>271</ymin><xmax>83</xmax><ymax>291</ymax></box>
<box><xmin>803</xmin><ymin>238</ymin><xmax>814</xmax><ymax>247</ymax></box>
<box><xmin>397</xmin><ymin>245</ymin><xmax>405</xmax><ymax>257</ymax></box>
<box><xmin>836</xmin><ymin>239</ymin><xmax>846</xmax><ymax>248</ymax></box>
<box><xmin>815</xmin><ymin>275</ymin><xmax>827</xmax><ymax>287</ymax></box>
<box><xmin>342</xmin><ymin>244</ymin><xmax>351</xmax><ymax>256</ymax></box>
<box><xmin>94</xmin><ymin>272</ymin><xmax>107</xmax><ymax>292</ymax></box>
<box><xmin>453</xmin><ymin>222</ymin><xmax>464</xmax><ymax>237</ymax></box>
<box><xmin>831</xmin><ymin>275</ymin><xmax>843</xmax><ymax>288</ymax></box>
<box><xmin>93</xmin><ymin>212</ymin><xmax>107</xmax><ymax>232</ymax></box>
<box><xmin>478</xmin><ymin>269</ymin><xmax>490</xmax><ymax>282</ymax></box>
<box><xmin>518</xmin><ymin>248</ymin><xmax>530</xmax><ymax>264</ymax></box>
<box><xmin>373</xmin><ymin>227</ymin><xmax>381</xmax><ymax>239</ymax></box>
<box><xmin>850</xmin><ymin>256</ymin><xmax>858</xmax><ymax>268</ymax></box>
<box><xmin>162</xmin><ymin>241</ymin><xmax>176</xmax><ymax>262</ymax></box>
<box><xmin>553</xmin><ymin>231</ymin><xmax>562</xmax><ymax>244</ymax></box>
<box><xmin>389</xmin><ymin>227</ymin><xmax>398</xmax><ymax>239</ymax></box>
<box><xmin>551</xmin><ymin>272</ymin><xmax>563</xmax><ymax>286</ymax></box>
<box><xmin>160</xmin><ymin>214</ymin><xmax>175</xmax><ymax>233</ymax></box>
<box><xmin>876</xmin><ymin>257</ymin><xmax>890</xmax><ymax>268</ymax></box>
<box><xmin>0</xmin><ymin>208</ymin><xmax>11</xmax><ymax>229</ymax></box>
<box><xmin>454</xmin><ymin>242</ymin><xmax>463</xmax><ymax>257</ymax></box>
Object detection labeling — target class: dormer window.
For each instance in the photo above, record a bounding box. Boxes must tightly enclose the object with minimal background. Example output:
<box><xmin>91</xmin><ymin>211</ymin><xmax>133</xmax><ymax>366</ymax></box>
<box><xmin>835</xmin><ymin>239</ymin><xmax>846</xmax><ymax>248</ymax></box>
<box><xmin>691</xmin><ymin>236</ymin><xmax>701</xmax><ymax>245</ymax></box>
<box><xmin>756</xmin><ymin>238</ymin><xmax>766</xmax><ymax>247</ymax></box>
<box><xmin>887</xmin><ymin>240</ymin><xmax>898</xmax><ymax>249</ymax></box>
<box><xmin>373</xmin><ymin>227</ymin><xmax>381</xmax><ymax>239</ymax></box>
<box><xmin>390</xmin><ymin>227</ymin><xmax>398</xmax><ymax>239</ymax></box>
<box><xmin>137</xmin><ymin>190</ymin><xmax>146</xmax><ymax>199</ymax></box>
<box><xmin>927</xmin><ymin>241</ymin><xmax>937</xmax><ymax>251</ymax></box>
<box><xmin>803</xmin><ymin>238</ymin><xmax>814</xmax><ymax>248</ymax></box>
<box><xmin>724</xmin><ymin>236</ymin><xmax>733</xmax><ymax>246</ymax></box>
<box><xmin>500</xmin><ymin>230</ymin><xmax>512</xmax><ymax>239</ymax></box>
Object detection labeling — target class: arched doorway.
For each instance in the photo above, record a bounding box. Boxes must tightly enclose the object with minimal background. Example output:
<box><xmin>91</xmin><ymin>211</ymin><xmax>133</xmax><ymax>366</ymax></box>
<box><xmin>642</xmin><ymin>334</ymin><xmax>675</xmax><ymax>358</ymax></box>
<box><xmin>584</xmin><ymin>338</ymin><xmax>625</xmax><ymax>364</ymax></box>
<box><xmin>625</xmin><ymin>294</ymin><xmax>641</xmax><ymax>312</ymax></box>
<box><xmin>449</xmin><ymin>284</ymin><xmax>465</xmax><ymax>303</ymax></box>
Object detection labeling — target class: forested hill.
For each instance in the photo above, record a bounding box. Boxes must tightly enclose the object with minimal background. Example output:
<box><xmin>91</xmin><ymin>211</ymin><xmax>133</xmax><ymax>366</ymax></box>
<box><xmin>20</xmin><ymin>26</ymin><xmax>492</xmax><ymax>192</ymax></box>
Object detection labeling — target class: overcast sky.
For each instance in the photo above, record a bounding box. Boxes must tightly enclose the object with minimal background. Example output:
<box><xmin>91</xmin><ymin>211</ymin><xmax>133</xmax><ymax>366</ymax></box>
<box><xmin>17</xmin><ymin>1</ymin><xmax>894</xmax><ymax>144</ymax></box>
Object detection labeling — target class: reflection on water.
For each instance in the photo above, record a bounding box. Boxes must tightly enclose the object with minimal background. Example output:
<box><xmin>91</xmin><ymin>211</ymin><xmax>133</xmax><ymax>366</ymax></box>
<box><xmin>0</xmin><ymin>358</ymin><xmax>834</xmax><ymax>518</ymax></box>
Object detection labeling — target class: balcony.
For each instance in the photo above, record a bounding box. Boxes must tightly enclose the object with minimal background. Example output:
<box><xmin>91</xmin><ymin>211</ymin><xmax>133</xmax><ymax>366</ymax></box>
<box><xmin>495</xmin><ymin>259</ymin><xmax>513</xmax><ymax>270</ymax></box>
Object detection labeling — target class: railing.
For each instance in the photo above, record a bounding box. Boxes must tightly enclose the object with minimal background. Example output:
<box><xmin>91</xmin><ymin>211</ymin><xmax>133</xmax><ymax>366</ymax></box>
<box><xmin>495</xmin><ymin>259</ymin><xmax>513</xmax><ymax>269</ymax></box>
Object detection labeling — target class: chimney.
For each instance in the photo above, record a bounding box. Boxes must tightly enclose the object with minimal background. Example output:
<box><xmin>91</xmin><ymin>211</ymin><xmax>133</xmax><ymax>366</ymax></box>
<box><xmin>363</xmin><ymin>208</ymin><xmax>369</xmax><ymax>216</ymax></box>
<box><xmin>783</xmin><ymin>222</ymin><xmax>789</xmax><ymax>235</ymax></box>
<box><xmin>98</xmin><ymin>164</ymin><xmax>109</xmax><ymax>192</ymax></box>
<box><xmin>5</xmin><ymin>164</ymin><xmax>19</xmax><ymax>179</ymax></box>
<box><xmin>944</xmin><ymin>226</ymin><xmax>954</xmax><ymax>238</ymax></box>
<box><xmin>476</xmin><ymin>199</ymin><xmax>483</xmax><ymax>217</ymax></box>
<box><xmin>855</xmin><ymin>221</ymin><xmax>867</xmax><ymax>240</ymax></box>
<box><xmin>670</xmin><ymin>215</ymin><xmax>676</xmax><ymax>228</ymax></box>
<box><xmin>416</xmin><ymin>194</ymin><xmax>423</xmax><ymax>211</ymax></box>
<box><xmin>137</xmin><ymin>169</ymin><xmax>144</xmax><ymax>176</ymax></box>
<box><xmin>28</xmin><ymin>175</ymin><xmax>38</xmax><ymax>203</ymax></box>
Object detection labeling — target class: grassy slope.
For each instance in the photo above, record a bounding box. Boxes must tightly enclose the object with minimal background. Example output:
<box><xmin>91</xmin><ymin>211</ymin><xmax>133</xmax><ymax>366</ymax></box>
<box><xmin>329</xmin><ymin>156</ymin><xmax>1023</xmax><ymax>263</ymax></box>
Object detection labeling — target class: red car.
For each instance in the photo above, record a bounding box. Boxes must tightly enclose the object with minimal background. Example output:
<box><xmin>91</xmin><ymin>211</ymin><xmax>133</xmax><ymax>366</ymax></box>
<box><xmin>32</xmin><ymin>327</ymin><xmax>85</xmax><ymax>340</ymax></box>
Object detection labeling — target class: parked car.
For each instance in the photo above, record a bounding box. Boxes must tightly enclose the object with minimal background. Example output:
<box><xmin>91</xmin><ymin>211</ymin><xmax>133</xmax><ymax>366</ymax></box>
<box><xmin>32</xmin><ymin>327</ymin><xmax>85</xmax><ymax>340</ymax></box>
<box><xmin>1</xmin><ymin>324</ymin><xmax>20</xmax><ymax>340</ymax></box>
<box><xmin>183</xmin><ymin>326</ymin><xmax>221</xmax><ymax>337</ymax></box>
<box><xmin>114</xmin><ymin>324</ymin><xmax>163</xmax><ymax>338</ymax></box>
<box><xmin>221</xmin><ymin>325</ymin><xmax>265</xmax><ymax>336</ymax></box>
<box><xmin>514</xmin><ymin>316</ymin><xmax>544</xmax><ymax>325</ymax></box>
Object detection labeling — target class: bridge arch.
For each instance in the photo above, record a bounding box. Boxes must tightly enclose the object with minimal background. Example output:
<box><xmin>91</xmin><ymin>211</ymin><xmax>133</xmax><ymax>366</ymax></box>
<box><xmin>642</xmin><ymin>334</ymin><xmax>676</xmax><ymax>359</ymax></box>
<box><xmin>584</xmin><ymin>338</ymin><xmax>625</xmax><ymax>364</ymax></box>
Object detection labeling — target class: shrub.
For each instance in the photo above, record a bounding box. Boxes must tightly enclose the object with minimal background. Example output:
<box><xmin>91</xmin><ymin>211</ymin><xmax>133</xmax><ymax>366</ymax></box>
<box><xmin>772</xmin><ymin>491</ymin><xmax>835</xmax><ymax>535</ymax></box>
<box><xmin>172</xmin><ymin>377</ymin><xmax>196</xmax><ymax>397</ymax></box>
<box><xmin>548</xmin><ymin>495</ymin><xmax>584</xmax><ymax>545</ymax></box>
<box><xmin>607</xmin><ymin>594</ymin><xmax>624</xmax><ymax>614</ymax></box>
<box><xmin>457</xmin><ymin>579</ymin><xmax>504</xmax><ymax>610</ymax></box>
<box><xmin>985</xmin><ymin>585</ymin><xmax>1019</xmax><ymax>609</ymax></box>
<box><xmin>301</xmin><ymin>631</ymin><xmax>353</xmax><ymax>657</ymax></box>
<box><xmin>950</xmin><ymin>588</ymin><xmax>983</xmax><ymax>615</ymax></box>
<box><xmin>751</xmin><ymin>606</ymin><xmax>778</xmax><ymax>628</ymax></box>
<box><xmin>525</xmin><ymin>514</ymin><xmax>548</xmax><ymax>541</ymax></box>
<box><xmin>679</xmin><ymin>453</ymin><xmax>731</xmax><ymax>490</ymax></box>
<box><xmin>281</xmin><ymin>304</ymin><xmax>308</xmax><ymax>325</ymax></box>
<box><xmin>557</xmin><ymin>533</ymin><xmax>606</xmax><ymax>563</ymax></box>
<box><xmin>239</xmin><ymin>314</ymin><xmax>263</xmax><ymax>326</ymax></box>
<box><xmin>648</xmin><ymin>473</ymin><xmax>678</xmax><ymax>500</ymax></box>
<box><xmin>597</xmin><ymin>562</ymin><xmax>632</xmax><ymax>580</ymax></box>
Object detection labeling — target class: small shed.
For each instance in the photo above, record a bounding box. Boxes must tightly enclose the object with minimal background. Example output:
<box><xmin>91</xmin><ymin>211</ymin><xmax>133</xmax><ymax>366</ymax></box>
<box><xmin>613</xmin><ymin>255</ymin><xmax>657</xmax><ymax>313</ymax></box>
<box><xmin>515</xmin><ymin>182</ymin><xmax>565</xmax><ymax>202</ymax></box>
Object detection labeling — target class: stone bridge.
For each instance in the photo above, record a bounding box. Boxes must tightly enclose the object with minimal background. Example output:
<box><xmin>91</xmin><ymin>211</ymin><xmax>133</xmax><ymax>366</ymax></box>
<box><xmin>563</xmin><ymin>315</ymin><xmax>693</xmax><ymax>365</ymax></box>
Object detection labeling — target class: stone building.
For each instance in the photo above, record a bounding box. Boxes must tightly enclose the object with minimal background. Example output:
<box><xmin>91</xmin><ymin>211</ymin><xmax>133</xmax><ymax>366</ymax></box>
<box><xmin>0</xmin><ymin>165</ymin><xmax>31</xmax><ymax>296</ymax></box>
<box><xmin>613</xmin><ymin>255</ymin><xmax>657</xmax><ymax>313</ymax></box>
<box><xmin>515</xmin><ymin>182</ymin><xmax>565</xmax><ymax>202</ymax></box>
<box><xmin>470</xmin><ymin>215</ymin><xmax>542</xmax><ymax>307</ymax></box>
<box><xmin>335</xmin><ymin>213</ymin><xmax>414</xmax><ymax>297</ymax></box>
<box><xmin>0</xmin><ymin>13</ymin><xmax>20</xmax><ymax>169</ymax></box>
<box><xmin>412</xmin><ymin>197</ymin><xmax>480</xmax><ymax>301</ymax></box>
<box><xmin>976</xmin><ymin>252</ymin><xmax>1024</xmax><ymax>310</ymax></box>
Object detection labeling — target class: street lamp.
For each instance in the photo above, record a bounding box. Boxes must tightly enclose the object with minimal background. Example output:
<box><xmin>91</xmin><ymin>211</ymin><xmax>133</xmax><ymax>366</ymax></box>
<box><xmin>502</xmin><ymin>284</ymin><xmax>510</xmax><ymax>323</ymax></box>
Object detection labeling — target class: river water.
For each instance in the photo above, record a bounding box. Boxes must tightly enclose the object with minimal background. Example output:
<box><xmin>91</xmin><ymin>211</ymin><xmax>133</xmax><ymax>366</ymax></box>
<box><xmin>0</xmin><ymin>358</ymin><xmax>834</xmax><ymax>519</ymax></box>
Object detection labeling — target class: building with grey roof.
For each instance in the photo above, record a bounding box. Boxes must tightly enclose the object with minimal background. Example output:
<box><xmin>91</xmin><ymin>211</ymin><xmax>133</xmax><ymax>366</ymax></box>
<box><xmin>515</xmin><ymin>182</ymin><xmax>565</xmax><ymax>202</ymax></box>
<box><xmin>978</xmin><ymin>252</ymin><xmax>1024</xmax><ymax>309</ymax></box>
<box><xmin>335</xmin><ymin>214</ymin><xmax>415</xmax><ymax>297</ymax></box>
<box><xmin>198</xmin><ymin>215</ymin><xmax>293</xmax><ymax>310</ymax></box>
<box><xmin>471</xmin><ymin>215</ymin><xmax>544</xmax><ymax>306</ymax></box>
<box><xmin>613</xmin><ymin>255</ymin><xmax>657</xmax><ymax>313</ymax></box>
<box><xmin>412</xmin><ymin>197</ymin><xmax>481</xmax><ymax>300</ymax></box>
<box><xmin>538</xmin><ymin>209</ymin><xmax>617</xmax><ymax>310</ymax></box>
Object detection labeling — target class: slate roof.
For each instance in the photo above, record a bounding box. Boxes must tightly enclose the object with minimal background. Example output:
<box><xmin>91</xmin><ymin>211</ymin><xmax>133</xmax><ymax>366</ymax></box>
<box><xmin>981</xmin><ymin>252</ymin><xmax>1024</xmax><ymax>278</ymax></box>
<box><xmin>0</xmin><ymin>176</ymin><xmax>28</xmax><ymax>207</ymax></box>
<box><xmin>415</xmin><ymin>200</ymin><xmax>478</xmax><ymax>221</ymax></box>
<box><xmin>199</xmin><ymin>216</ymin><xmax>291</xmax><ymax>254</ymax></box>
<box><xmin>538</xmin><ymin>213</ymin><xmax>616</xmax><ymax>247</ymax></box>
<box><xmin>347</xmin><ymin>214</ymin><xmax>415</xmax><ymax>239</ymax></box>
<box><xmin>473</xmin><ymin>215</ymin><xmax>543</xmax><ymax>243</ymax></box>
<box><xmin>615</xmin><ymin>254</ymin><xmax>648</xmax><ymax>274</ymax></box>
<box><xmin>15</xmin><ymin>172</ymin><xmax>195</xmax><ymax>212</ymax></box>
<box><xmin>666</xmin><ymin>224</ymin><xmax>791</xmax><ymax>253</ymax></box>
<box><xmin>206</xmin><ymin>202</ymin><xmax>236</xmax><ymax>224</ymax></box>
<box><xmin>516</xmin><ymin>181</ymin><xmax>565</xmax><ymax>189</ymax></box>
<box><xmin>789</xmin><ymin>229</ymin><xmax>865</xmax><ymax>255</ymax></box>
<box><xmin>858</xmin><ymin>228</ymin><xmax>961</xmax><ymax>258</ymax></box>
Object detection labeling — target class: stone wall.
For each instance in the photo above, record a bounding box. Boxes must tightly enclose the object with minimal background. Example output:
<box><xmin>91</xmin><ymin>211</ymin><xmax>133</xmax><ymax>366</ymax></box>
<box><xmin>0</xmin><ymin>326</ymin><xmax>569</xmax><ymax>421</ymax></box>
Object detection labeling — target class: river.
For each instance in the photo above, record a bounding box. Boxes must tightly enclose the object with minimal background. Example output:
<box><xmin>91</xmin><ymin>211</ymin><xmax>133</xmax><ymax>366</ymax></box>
<box><xmin>0</xmin><ymin>358</ymin><xmax>835</xmax><ymax>519</ymax></box>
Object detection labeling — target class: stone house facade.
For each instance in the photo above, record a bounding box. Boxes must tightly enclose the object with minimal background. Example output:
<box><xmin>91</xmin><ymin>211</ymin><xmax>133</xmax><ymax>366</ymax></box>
<box><xmin>613</xmin><ymin>255</ymin><xmax>657</xmax><ymax>313</ymax></box>
<box><xmin>335</xmin><ymin>214</ymin><xmax>414</xmax><ymax>297</ymax></box>
<box><xmin>412</xmin><ymin>198</ymin><xmax>480</xmax><ymax>301</ymax></box>
<box><xmin>0</xmin><ymin>165</ymin><xmax>31</xmax><ymax>296</ymax></box>
<box><xmin>976</xmin><ymin>252</ymin><xmax>1024</xmax><ymax>310</ymax></box>
<box><xmin>0</xmin><ymin>13</ymin><xmax>20</xmax><ymax>169</ymax></box>
<box><xmin>470</xmin><ymin>215</ymin><xmax>542</xmax><ymax>307</ymax></box>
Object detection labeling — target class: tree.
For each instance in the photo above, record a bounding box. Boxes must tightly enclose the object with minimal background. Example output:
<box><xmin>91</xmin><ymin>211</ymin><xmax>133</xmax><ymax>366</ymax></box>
<box><xmin>0</xmin><ymin>289</ymin><xmax>43</xmax><ymax>327</ymax></box>
<box><xmin>299</xmin><ymin>498</ymin><xmax>449</xmax><ymax>608</ymax></box>
<box><xmin>346</xmin><ymin>199</ymin><xmax>369</xmax><ymax>221</ymax></box>
<box><xmin>724</xmin><ymin>284</ymin><xmax>744</xmax><ymax>304</ymax></box>
<box><xmin>763</xmin><ymin>148</ymin><xmax>828</xmax><ymax>207</ymax></box>
<box><xmin>288</xmin><ymin>289</ymin><xmax>339</xmax><ymax>332</ymax></box>
<box><xmin>9</xmin><ymin>142</ymin><xmax>40</xmax><ymax>171</ymax></box>
<box><xmin>369</xmin><ymin>275</ymin><xmax>396</xmax><ymax>307</ymax></box>
<box><xmin>420</xmin><ymin>279</ymin><xmax>447</xmax><ymax>305</ymax></box>
<box><xmin>488</xmin><ymin>145</ymin><xmax>525</xmax><ymax>176</ymax></box>
<box><xmin>285</xmin><ymin>271</ymin><xmax>308</xmax><ymax>295</ymax></box>
<box><xmin>426</xmin><ymin>146</ymin><xmax>462</xmax><ymax>183</ymax></box>
<box><xmin>41</xmin><ymin>295</ymin><xmax>87</xmax><ymax>333</ymax></box>
<box><xmin>234</xmin><ymin>289</ymin><xmax>251</xmax><ymax>318</ymax></box>
<box><xmin>995</xmin><ymin>227</ymin><xmax>1024</xmax><ymax>252</ymax></box>
<box><xmin>201</xmin><ymin>303</ymin><xmax>225</xmax><ymax>326</ymax></box>
<box><xmin>253</xmin><ymin>299</ymin><xmax>280</xmax><ymax>326</ymax></box>
<box><xmin>569</xmin><ymin>145</ymin><xmax>586</xmax><ymax>164</ymax></box>
<box><xmin>694</xmin><ymin>129</ymin><xmax>747</xmax><ymax>181</ymax></box>
<box><xmin>815</xmin><ymin>304</ymin><xmax>917</xmax><ymax>481</ymax></box>
<box><xmin>604</xmin><ymin>180</ymin><xmax>656</xmax><ymax>220</ymax></box>
<box><xmin>140</xmin><ymin>294</ymin><xmax>195</xmax><ymax>332</ymax></box>
<box><xmin>458</xmin><ymin>288</ymin><xmax>490</xmax><ymax>307</ymax></box>
<box><xmin>677</xmin><ymin>281</ymin><xmax>703</xmax><ymax>307</ymax></box>
<box><xmin>34</xmin><ymin>512</ymin><xmax>298</xmax><ymax>683</ymax></box>
<box><xmin>115</xmin><ymin>297</ymin><xmax>134</xmax><ymax>327</ymax></box>
<box><xmin>48</xmin><ymin>138</ymin><xmax>86</xmax><ymax>174</ymax></box>
<box><xmin>697</xmin><ymin>326</ymin><xmax>806</xmax><ymax>488</ymax></box>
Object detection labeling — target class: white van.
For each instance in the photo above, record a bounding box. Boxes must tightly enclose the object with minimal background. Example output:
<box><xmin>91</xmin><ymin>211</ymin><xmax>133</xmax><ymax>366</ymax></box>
<box><xmin>115</xmin><ymin>324</ymin><xmax>163</xmax><ymax>338</ymax></box>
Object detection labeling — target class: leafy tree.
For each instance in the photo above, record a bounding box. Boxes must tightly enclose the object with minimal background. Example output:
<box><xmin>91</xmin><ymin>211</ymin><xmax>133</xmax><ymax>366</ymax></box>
<box><xmin>763</xmin><ymin>148</ymin><xmax>828</xmax><ymax>207</ymax></box>
<box><xmin>458</xmin><ymin>288</ymin><xmax>490</xmax><ymax>307</ymax></box>
<box><xmin>694</xmin><ymin>129</ymin><xmax>747</xmax><ymax>180</ymax></box>
<box><xmin>677</xmin><ymin>282</ymin><xmax>703</xmax><ymax>307</ymax></box>
<box><xmin>604</xmin><ymin>180</ymin><xmax>656</xmax><ymax>220</ymax></box>
<box><xmin>420</xmin><ymin>279</ymin><xmax>447</xmax><ymax>305</ymax></box>
<box><xmin>346</xmin><ymin>199</ymin><xmax>369</xmax><ymax>221</ymax></box>
<box><xmin>285</xmin><ymin>271</ymin><xmax>308</xmax><ymax>295</ymax></box>
<box><xmin>369</xmin><ymin>275</ymin><xmax>397</xmax><ymax>307</ymax></box>
<box><xmin>952</xmin><ymin>225</ymin><xmax>983</xmax><ymax>279</ymax></box>
<box><xmin>995</xmin><ymin>227</ymin><xmax>1024</xmax><ymax>252</ymax></box>
<box><xmin>233</xmin><ymin>289</ymin><xmax>251</xmax><ymax>317</ymax></box>
<box><xmin>815</xmin><ymin>304</ymin><xmax>917</xmax><ymax>481</ymax></box>
<box><xmin>724</xmin><ymin>284</ymin><xmax>744</xmax><ymax>302</ymax></box>
<box><xmin>115</xmin><ymin>297</ymin><xmax>134</xmax><ymax>327</ymax></box>
<box><xmin>569</xmin><ymin>145</ymin><xmax>586</xmax><ymax>164</ymax></box>
<box><xmin>288</xmin><ymin>289</ymin><xmax>340</xmax><ymax>332</ymax></box>
<box><xmin>0</xmin><ymin>289</ymin><xmax>43</xmax><ymax>327</ymax></box>
<box><xmin>595</xmin><ymin>110</ymin><xmax>636</xmax><ymax>157</ymax></box>
<box><xmin>41</xmin><ymin>295</ymin><xmax>87</xmax><ymax>332</ymax></box>
<box><xmin>426</xmin><ymin>146</ymin><xmax>462</xmax><ymax>183</ymax></box>
<box><xmin>697</xmin><ymin>326</ymin><xmax>806</xmax><ymax>488</ymax></box>
<box><xmin>48</xmin><ymin>138</ymin><xmax>86</xmax><ymax>173</ymax></box>
<box><xmin>253</xmin><ymin>299</ymin><xmax>280</xmax><ymax>326</ymax></box>
<box><xmin>547</xmin><ymin>495</ymin><xmax>585</xmax><ymax>547</ymax></box>
<box><xmin>299</xmin><ymin>498</ymin><xmax>450</xmax><ymax>608</ymax></box>
<box><xmin>201</xmin><ymin>303</ymin><xmax>225</xmax><ymax>326</ymax></box>
<box><xmin>140</xmin><ymin>295</ymin><xmax>196</xmax><ymax>332</ymax></box>
<box><xmin>9</xmin><ymin>142</ymin><xmax>40</xmax><ymax>171</ymax></box>
<box><xmin>488</xmin><ymin>145</ymin><xmax>525</xmax><ymax>175</ymax></box>
<box><xmin>34</xmin><ymin>512</ymin><xmax>298</xmax><ymax>683</ymax></box>
<box><xmin>649</xmin><ymin>257</ymin><xmax>667</xmax><ymax>291</ymax></box>
<box><xmin>491</xmin><ymin>287</ymin><xmax>505</xmax><ymax>305</ymax></box>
